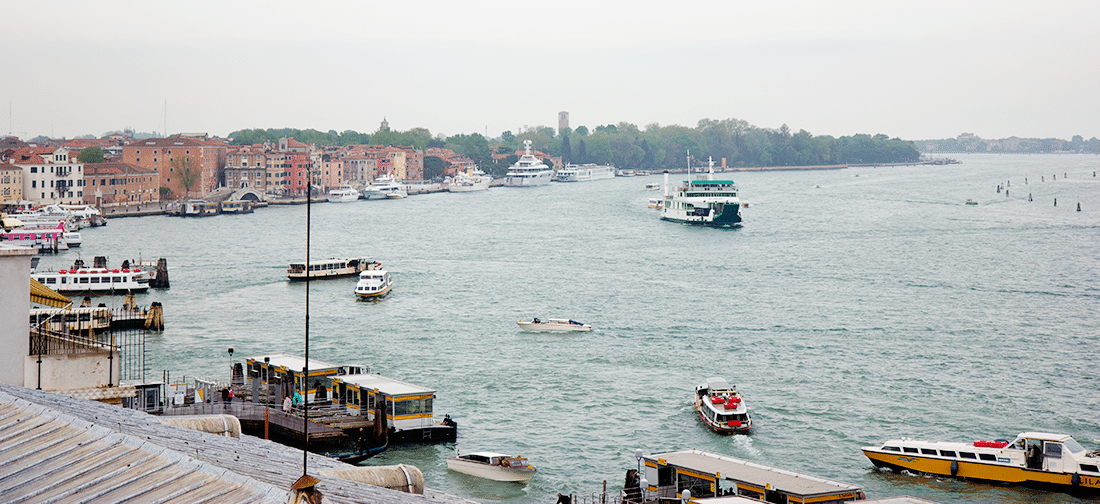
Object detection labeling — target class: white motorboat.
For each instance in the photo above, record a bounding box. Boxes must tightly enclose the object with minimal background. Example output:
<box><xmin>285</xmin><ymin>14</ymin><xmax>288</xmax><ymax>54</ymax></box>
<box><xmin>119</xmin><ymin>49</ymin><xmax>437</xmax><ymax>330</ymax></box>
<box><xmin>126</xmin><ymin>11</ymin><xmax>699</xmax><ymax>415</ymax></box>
<box><xmin>355</xmin><ymin>269</ymin><xmax>393</xmax><ymax>299</ymax></box>
<box><xmin>517</xmin><ymin>318</ymin><xmax>592</xmax><ymax>332</ymax></box>
<box><xmin>448</xmin><ymin>167</ymin><xmax>492</xmax><ymax>192</ymax></box>
<box><xmin>62</xmin><ymin>232</ymin><xmax>82</xmax><ymax>248</ymax></box>
<box><xmin>327</xmin><ymin>185</ymin><xmax>361</xmax><ymax>202</ymax></box>
<box><xmin>503</xmin><ymin>140</ymin><xmax>552</xmax><ymax>187</ymax></box>
<box><xmin>287</xmin><ymin>257</ymin><xmax>380</xmax><ymax>281</ymax></box>
<box><xmin>863</xmin><ymin>432</ymin><xmax>1100</xmax><ymax>494</ymax></box>
<box><xmin>645</xmin><ymin>182</ymin><xmax>661</xmax><ymax>191</ymax></box>
<box><xmin>556</xmin><ymin>163</ymin><xmax>615</xmax><ymax>182</ymax></box>
<box><xmin>647</xmin><ymin>198</ymin><xmax>662</xmax><ymax>209</ymax></box>
<box><xmin>446</xmin><ymin>452</ymin><xmax>537</xmax><ymax>483</ymax></box>
<box><xmin>693</xmin><ymin>377</ymin><xmax>752</xmax><ymax>434</ymax></box>
<box><xmin>660</xmin><ymin>159</ymin><xmax>742</xmax><ymax>227</ymax></box>
<box><xmin>362</xmin><ymin>175</ymin><xmax>407</xmax><ymax>200</ymax></box>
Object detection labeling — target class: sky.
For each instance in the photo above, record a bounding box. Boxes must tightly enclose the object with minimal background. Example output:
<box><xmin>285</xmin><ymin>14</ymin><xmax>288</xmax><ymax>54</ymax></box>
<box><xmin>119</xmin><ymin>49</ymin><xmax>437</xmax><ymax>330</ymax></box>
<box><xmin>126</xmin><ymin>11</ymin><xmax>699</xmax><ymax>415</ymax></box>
<box><xmin>2</xmin><ymin>0</ymin><xmax>1097</xmax><ymax>142</ymax></box>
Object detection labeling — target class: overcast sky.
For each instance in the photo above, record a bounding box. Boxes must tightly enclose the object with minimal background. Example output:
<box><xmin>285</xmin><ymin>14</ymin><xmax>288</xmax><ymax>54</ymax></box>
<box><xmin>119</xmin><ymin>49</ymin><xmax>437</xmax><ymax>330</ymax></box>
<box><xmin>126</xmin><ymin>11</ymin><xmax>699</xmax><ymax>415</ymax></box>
<box><xmin>2</xmin><ymin>0</ymin><xmax>1097</xmax><ymax>141</ymax></box>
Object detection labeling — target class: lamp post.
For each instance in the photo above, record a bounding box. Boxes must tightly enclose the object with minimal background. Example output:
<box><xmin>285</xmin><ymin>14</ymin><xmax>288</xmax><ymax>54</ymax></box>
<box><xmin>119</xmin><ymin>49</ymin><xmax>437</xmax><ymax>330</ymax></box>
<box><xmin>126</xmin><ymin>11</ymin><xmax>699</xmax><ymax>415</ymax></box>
<box><xmin>681</xmin><ymin>489</ymin><xmax>690</xmax><ymax>504</ymax></box>
<box><xmin>227</xmin><ymin>347</ymin><xmax>234</xmax><ymax>380</ymax></box>
<box><xmin>639</xmin><ymin>478</ymin><xmax>648</xmax><ymax>504</ymax></box>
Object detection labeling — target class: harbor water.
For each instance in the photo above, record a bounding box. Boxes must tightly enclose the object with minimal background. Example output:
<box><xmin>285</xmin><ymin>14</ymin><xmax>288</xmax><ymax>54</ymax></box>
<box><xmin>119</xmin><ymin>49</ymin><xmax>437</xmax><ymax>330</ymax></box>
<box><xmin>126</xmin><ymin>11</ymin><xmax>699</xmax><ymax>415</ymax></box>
<box><xmin>35</xmin><ymin>153</ymin><xmax>1100</xmax><ymax>504</ymax></box>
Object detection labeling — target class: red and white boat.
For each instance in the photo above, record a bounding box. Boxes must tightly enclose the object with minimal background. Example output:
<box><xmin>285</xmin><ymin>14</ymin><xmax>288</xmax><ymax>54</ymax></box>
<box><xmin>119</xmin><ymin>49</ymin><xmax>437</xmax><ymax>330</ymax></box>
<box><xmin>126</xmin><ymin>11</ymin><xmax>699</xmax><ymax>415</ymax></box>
<box><xmin>693</xmin><ymin>377</ymin><xmax>752</xmax><ymax>434</ymax></box>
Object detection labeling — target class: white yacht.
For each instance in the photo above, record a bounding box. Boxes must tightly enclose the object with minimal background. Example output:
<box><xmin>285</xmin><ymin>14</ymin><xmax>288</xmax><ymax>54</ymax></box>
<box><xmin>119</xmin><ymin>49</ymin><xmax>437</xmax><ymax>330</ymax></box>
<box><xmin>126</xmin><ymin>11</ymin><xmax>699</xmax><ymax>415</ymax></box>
<box><xmin>660</xmin><ymin>159</ymin><xmax>742</xmax><ymax>227</ymax></box>
<box><xmin>448</xmin><ymin>167</ymin><xmax>492</xmax><ymax>192</ymax></box>
<box><xmin>362</xmin><ymin>175</ymin><xmax>408</xmax><ymax>200</ymax></box>
<box><xmin>503</xmin><ymin>140</ymin><xmax>552</xmax><ymax>187</ymax></box>
<box><xmin>556</xmin><ymin>163</ymin><xmax>615</xmax><ymax>182</ymax></box>
<box><xmin>327</xmin><ymin>185</ymin><xmax>361</xmax><ymax>202</ymax></box>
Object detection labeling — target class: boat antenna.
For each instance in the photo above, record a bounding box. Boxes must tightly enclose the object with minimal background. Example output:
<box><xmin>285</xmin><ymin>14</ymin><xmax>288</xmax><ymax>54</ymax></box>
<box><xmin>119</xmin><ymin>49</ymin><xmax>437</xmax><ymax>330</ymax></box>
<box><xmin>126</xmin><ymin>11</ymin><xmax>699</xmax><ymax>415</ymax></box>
<box><xmin>303</xmin><ymin>168</ymin><xmax>312</xmax><ymax>476</ymax></box>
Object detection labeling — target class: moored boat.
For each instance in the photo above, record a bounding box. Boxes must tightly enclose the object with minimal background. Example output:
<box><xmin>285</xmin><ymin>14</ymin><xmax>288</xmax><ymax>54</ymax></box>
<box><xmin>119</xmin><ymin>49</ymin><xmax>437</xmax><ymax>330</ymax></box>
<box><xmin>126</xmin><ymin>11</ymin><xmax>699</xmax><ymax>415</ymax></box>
<box><xmin>287</xmin><ymin>257</ymin><xmax>380</xmax><ymax>281</ymax></box>
<box><xmin>220</xmin><ymin>200</ymin><xmax>254</xmax><ymax>214</ymax></box>
<box><xmin>327</xmin><ymin>185</ymin><xmax>361</xmax><ymax>202</ymax></box>
<box><xmin>693</xmin><ymin>377</ymin><xmax>752</xmax><ymax>434</ymax></box>
<box><xmin>32</xmin><ymin>264</ymin><xmax>150</xmax><ymax>294</ymax></box>
<box><xmin>362</xmin><ymin>175</ymin><xmax>407</xmax><ymax>200</ymax></box>
<box><xmin>503</xmin><ymin>140</ymin><xmax>552</xmax><ymax>187</ymax></box>
<box><xmin>517</xmin><ymin>318</ymin><xmax>591</xmax><ymax>332</ymax></box>
<box><xmin>354</xmin><ymin>269</ymin><xmax>392</xmax><ymax>299</ymax></box>
<box><xmin>556</xmin><ymin>163</ymin><xmax>615</xmax><ymax>182</ymax></box>
<box><xmin>448</xmin><ymin>167</ymin><xmax>492</xmax><ymax>192</ymax></box>
<box><xmin>862</xmin><ymin>432</ymin><xmax>1100</xmax><ymax>494</ymax></box>
<box><xmin>446</xmin><ymin>452</ymin><xmax>537</xmax><ymax>483</ymax></box>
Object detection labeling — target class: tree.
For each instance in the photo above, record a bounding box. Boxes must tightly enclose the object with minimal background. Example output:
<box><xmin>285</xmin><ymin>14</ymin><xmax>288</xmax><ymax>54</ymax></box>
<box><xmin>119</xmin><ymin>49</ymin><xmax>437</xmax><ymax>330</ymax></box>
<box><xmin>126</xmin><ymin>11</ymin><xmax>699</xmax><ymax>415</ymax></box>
<box><xmin>575</xmin><ymin>126</ymin><xmax>589</xmax><ymax>136</ymax></box>
<box><xmin>560</xmin><ymin>134</ymin><xmax>572</xmax><ymax>165</ymax></box>
<box><xmin>77</xmin><ymin>146</ymin><xmax>104</xmax><ymax>164</ymax></box>
<box><xmin>501</xmin><ymin>130</ymin><xmax>515</xmax><ymax>143</ymax></box>
<box><xmin>577</xmin><ymin>139</ymin><xmax>588</xmax><ymax>163</ymax></box>
<box><xmin>423</xmin><ymin>156</ymin><xmax>447</xmax><ymax>180</ymax></box>
<box><xmin>172</xmin><ymin>155</ymin><xmax>200</xmax><ymax>198</ymax></box>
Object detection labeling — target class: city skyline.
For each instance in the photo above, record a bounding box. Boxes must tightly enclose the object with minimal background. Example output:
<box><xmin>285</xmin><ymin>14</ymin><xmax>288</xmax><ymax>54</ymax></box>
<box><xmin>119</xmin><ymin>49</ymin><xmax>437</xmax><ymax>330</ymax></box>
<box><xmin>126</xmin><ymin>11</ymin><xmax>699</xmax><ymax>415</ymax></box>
<box><xmin>2</xmin><ymin>0</ymin><xmax>1097</xmax><ymax>142</ymax></box>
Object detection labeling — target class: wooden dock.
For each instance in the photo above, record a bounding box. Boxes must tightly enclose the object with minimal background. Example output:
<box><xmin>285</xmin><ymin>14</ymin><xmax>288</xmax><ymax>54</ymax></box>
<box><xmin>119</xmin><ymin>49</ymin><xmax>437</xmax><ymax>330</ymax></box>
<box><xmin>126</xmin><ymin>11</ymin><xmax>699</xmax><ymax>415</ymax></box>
<box><xmin>161</xmin><ymin>401</ymin><xmax>374</xmax><ymax>445</ymax></box>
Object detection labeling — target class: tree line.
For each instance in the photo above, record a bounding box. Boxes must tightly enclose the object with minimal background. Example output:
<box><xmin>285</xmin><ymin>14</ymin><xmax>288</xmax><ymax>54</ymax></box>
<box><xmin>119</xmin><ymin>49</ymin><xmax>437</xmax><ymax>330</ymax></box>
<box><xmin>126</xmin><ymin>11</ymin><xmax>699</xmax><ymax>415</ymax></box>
<box><xmin>227</xmin><ymin>118</ymin><xmax>921</xmax><ymax>176</ymax></box>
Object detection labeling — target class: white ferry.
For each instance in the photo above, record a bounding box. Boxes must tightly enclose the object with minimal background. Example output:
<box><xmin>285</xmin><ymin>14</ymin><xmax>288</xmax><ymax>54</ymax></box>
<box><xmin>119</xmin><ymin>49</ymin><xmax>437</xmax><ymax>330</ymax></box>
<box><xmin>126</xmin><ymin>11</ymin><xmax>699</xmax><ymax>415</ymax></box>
<box><xmin>32</xmin><ymin>266</ymin><xmax>150</xmax><ymax>294</ymax></box>
<box><xmin>503</xmin><ymin>140</ymin><xmax>552</xmax><ymax>187</ymax></box>
<box><xmin>331</xmin><ymin>372</ymin><xmax>457</xmax><ymax>443</ymax></box>
<box><xmin>327</xmin><ymin>185</ymin><xmax>361</xmax><ymax>202</ymax></box>
<box><xmin>354</xmin><ymin>269</ymin><xmax>392</xmax><ymax>299</ymax></box>
<box><xmin>362</xmin><ymin>175</ymin><xmax>407</xmax><ymax>200</ymax></box>
<box><xmin>660</xmin><ymin>161</ymin><xmax>742</xmax><ymax>227</ymax></box>
<box><xmin>556</xmin><ymin>163</ymin><xmax>615</xmax><ymax>182</ymax></box>
<box><xmin>862</xmin><ymin>432</ymin><xmax>1100</xmax><ymax>494</ymax></box>
<box><xmin>693</xmin><ymin>377</ymin><xmax>752</xmax><ymax>434</ymax></box>
<box><xmin>448</xmin><ymin>167</ymin><xmax>492</xmax><ymax>192</ymax></box>
<box><xmin>286</xmin><ymin>257</ymin><xmax>380</xmax><ymax>281</ymax></box>
<box><xmin>1</xmin><ymin>222</ymin><xmax>69</xmax><ymax>251</ymax></box>
<box><xmin>447</xmin><ymin>452</ymin><xmax>537</xmax><ymax>483</ymax></box>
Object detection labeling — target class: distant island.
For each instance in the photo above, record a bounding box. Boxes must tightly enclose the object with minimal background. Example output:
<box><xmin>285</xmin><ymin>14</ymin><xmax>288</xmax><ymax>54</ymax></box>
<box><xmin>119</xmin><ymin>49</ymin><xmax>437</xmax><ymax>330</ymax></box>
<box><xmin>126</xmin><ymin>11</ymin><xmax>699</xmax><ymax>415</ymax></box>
<box><xmin>917</xmin><ymin>133</ymin><xmax>1098</xmax><ymax>154</ymax></box>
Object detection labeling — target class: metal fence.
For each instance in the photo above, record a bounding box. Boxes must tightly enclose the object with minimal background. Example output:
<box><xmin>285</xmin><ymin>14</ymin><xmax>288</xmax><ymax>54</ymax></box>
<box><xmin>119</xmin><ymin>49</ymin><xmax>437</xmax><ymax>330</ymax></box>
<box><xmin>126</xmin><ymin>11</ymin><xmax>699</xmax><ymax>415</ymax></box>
<box><xmin>27</xmin><ymin>307</ymin><xmax>150</xmax><ymax>382</ymax></box>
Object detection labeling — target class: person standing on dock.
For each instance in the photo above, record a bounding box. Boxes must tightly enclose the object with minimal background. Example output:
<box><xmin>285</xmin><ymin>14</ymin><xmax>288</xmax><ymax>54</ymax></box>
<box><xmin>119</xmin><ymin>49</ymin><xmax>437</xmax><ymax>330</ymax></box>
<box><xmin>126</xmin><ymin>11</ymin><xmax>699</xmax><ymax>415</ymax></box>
<box><xmin>283</xmin><ymin>395</ymin><xmax>292</xmax><ymax>413</ymax></box>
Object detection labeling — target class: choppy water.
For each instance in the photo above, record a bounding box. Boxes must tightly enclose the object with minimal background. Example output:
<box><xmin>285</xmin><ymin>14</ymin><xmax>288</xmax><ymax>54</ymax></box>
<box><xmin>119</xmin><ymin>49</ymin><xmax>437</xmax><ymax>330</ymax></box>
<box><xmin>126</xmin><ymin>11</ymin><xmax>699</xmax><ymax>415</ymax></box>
<box><xmin>36</xmin><ymin>153</ymin><xmax>1100</xmax><ymax>503</ymax></box>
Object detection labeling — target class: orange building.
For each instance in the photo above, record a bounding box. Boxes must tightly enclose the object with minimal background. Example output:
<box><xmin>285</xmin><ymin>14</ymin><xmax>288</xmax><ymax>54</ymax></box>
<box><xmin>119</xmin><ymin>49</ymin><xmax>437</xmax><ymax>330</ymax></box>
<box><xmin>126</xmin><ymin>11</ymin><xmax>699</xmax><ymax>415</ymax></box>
<box><xmin>83</xmin><ymin>162</ymin><xmax>160</xmax><ymax>208</ymax></box>
<box><xmin>120</xmin><ymin>138</ymin><xmax>226</xmax><ymax>199</ymax></box>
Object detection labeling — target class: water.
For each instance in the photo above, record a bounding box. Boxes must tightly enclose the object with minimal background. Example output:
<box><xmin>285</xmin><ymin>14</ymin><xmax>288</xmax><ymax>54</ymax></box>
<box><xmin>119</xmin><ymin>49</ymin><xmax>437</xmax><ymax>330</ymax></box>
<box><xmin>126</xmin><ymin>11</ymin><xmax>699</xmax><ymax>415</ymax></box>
<box><xmin>35</xmin><ymin>153</ymin><xmax>1100</xmax><ymax>503</ymax></box>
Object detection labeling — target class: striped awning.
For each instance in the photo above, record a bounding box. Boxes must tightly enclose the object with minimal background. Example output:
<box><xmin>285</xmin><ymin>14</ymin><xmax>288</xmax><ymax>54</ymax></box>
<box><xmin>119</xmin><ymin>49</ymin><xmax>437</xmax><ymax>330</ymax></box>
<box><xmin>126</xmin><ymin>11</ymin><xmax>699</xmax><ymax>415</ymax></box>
<box><xmin>30</xmin><ymin>278</ymin><xmax>72</xmax><ymax>308</ymax></box>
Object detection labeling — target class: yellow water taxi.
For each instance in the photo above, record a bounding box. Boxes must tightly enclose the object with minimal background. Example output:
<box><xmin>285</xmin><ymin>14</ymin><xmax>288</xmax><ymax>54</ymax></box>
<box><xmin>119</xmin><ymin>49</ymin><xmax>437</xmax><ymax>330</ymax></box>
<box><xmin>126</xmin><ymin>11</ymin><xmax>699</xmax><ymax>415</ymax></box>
<box><xmin>862</xmin><ymin>431</ymin><xmax>1100</xmax><ymax>494</ymax></box>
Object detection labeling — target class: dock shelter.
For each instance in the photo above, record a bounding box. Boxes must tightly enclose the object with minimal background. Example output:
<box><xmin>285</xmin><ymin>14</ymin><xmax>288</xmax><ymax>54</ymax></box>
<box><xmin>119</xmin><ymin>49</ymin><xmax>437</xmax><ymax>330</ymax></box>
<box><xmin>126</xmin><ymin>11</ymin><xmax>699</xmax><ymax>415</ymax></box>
<box><xmin>332</xmin><ymin>373</ymin><xmax>456</xmax><ymax>443</ymax></box>
<box><xmin>641</xmin><ymin>449</ymin><xmax>864</xmax><ymax>504</ymax></box>
<box><xmin>245</xmin><ymin>353</ymin><xmax>366</xmax><ymax>403</ymax></box>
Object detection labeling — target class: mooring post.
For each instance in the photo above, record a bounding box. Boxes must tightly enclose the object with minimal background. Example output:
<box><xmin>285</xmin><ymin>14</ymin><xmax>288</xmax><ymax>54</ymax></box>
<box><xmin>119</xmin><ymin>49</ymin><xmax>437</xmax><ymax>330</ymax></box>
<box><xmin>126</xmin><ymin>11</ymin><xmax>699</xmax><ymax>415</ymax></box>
<box><xmin>265</xmin><ymin>406</ymin><xmax>269</xmax><ymax>440</ymax></box>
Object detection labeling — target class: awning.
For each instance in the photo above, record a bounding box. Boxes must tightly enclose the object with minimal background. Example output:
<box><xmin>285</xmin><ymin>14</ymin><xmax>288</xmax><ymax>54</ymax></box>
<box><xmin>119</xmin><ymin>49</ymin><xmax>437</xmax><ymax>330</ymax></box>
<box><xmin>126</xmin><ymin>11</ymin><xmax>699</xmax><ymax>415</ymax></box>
<box><xmin>30</xmin><ymin>279</ymin><xmax>72</xmax><ymax>308</ymax></box>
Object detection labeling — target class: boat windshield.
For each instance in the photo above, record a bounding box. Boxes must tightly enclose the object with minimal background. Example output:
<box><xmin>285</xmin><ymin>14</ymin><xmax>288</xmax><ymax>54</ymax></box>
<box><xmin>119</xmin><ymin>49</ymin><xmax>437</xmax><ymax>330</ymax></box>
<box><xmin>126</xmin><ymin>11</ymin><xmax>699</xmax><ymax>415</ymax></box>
<box><xmin>1063</xmin><ymin>437</ymin><xmax>1086</xmax><ymax>454</ymax></box>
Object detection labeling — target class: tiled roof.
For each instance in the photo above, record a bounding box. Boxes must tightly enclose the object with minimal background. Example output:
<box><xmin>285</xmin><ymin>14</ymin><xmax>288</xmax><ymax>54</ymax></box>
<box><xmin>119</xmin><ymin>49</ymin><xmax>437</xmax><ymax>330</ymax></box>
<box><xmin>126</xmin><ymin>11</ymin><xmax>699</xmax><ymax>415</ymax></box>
<box><xmin>85</xmin><ymin>162</ymin><xmax>157</xmax><ymax>176</ymax></box>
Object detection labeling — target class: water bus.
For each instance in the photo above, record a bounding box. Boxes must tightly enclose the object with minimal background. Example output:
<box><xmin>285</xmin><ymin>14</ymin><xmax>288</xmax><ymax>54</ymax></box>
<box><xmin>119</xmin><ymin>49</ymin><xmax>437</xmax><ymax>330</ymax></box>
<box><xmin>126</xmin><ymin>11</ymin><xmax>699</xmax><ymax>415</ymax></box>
<box><xmin>287</xmin><ymin>257</ymin><xmax>380</xmax><ymax>281</ymax></box>
<box><xmin>660</xmin><ymin>161</ymin><xmax>742</xmax><ymax>227</ymax></box>
<box><xmin>331</xmin><ymin>372</ymin><xmax>457</xmax><ymax>443</ymax></box>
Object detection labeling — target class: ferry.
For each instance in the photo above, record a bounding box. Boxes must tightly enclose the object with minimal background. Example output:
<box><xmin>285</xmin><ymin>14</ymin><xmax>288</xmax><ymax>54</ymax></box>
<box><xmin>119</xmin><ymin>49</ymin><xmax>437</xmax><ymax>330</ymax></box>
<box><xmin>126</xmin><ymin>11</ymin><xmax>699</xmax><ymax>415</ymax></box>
<box><xmin>693</xmin><ymin>377</ymin><xmax>752</xmax><ymax>433</ymax></box>
<box><xmin>645</xmin><ymin>182</ymin><xmax>661</xmax><ymax>191</ymax></box>
<box><xmin>327</xmin><ymin>185</ymin><xmax>361</xmax><ymax>202</ymax></box>
<box><xmin>556</xmin><ymin>163</ymin><xmax>615</xmax><ymax>182</ymax></box>
<box><xmin>32</xmin><ymin>266</ymin><xmax>150</xmax><ymax>294</ymax></box>
<box><xmin>331</xmin><ymin>372</ymin><xmax>457</xmax><ymax>443</ymax></box>
<box><xmin>647</xmin><ymin>198</ymin><xmax>662</xmax><ymax>209</ymax></box>
<box><xmin>1</xmin><ymin>221</ymin><xmax>68</xmax><ymax>251</ymax></box>
<box><xmin>517</xmin><ymin>318</ymin><xmax>592</xmax><ymax>332</ymax></box>
<box><xmin>220</xmin><ymin>200</ymin><xmax>254</xmax><ymax>214</ymax></box>
<box><xmin>447</xmin><ymin>452</ymin><xmax>536</xmax><ymax>482</ymax></box>
<box><xmin>503</xmin><ymin>140</ymin><xmax>552</xmax><ymax>187</ymax></box>
<box><xmin>634</xmin><ymin>449</ymin><xmax>864</xmax><ymax>502</ymax></box>
<box><xmin>448</xmin><ymin>167</ymin><xmax>492</xmax><ymax>192</ymax></box>
<box><xmin>862</xmin><ymin>432</ymin><xmax>1100</xmax><ymax>494</ymax></box>
<box><xmin>182</xmin><ymin>200</ymin><xmax>219</xmax><ymax>217</ymax></box>
<box><xmin>354</xmin><ymin>269</ymin><xmax>392</xmax><ymax>299</ymax></box>
<box><xmin>286</xmin><ymin>257</ymin><xmax>380</xmax><ymax>281</ymax></box>
<box><xmin>660</xmin><ymin>160</ymin><xmax>742</xmax><ymax>227</ymax></box>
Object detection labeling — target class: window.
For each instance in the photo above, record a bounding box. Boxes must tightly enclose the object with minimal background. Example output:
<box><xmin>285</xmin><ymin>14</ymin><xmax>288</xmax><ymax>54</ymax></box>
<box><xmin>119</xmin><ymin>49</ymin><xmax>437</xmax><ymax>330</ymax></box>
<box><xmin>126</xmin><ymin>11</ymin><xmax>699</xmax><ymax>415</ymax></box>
<box><xmin>90</xmin><ymin>277</ymin><xmax>100</xmax><ymax>284</ymax></box>
<box><xmin>31</xmin><ymin>167</ymin><xmax>37</xmax><ymax>173</ymax></box>
<box><xmin>1045</xmin><ymin>443</ymin><xmax>1062</xmax><ymax>457</ymax></box>
<box><xmin>940</xmin><ymin>450</ymin><xmax>957</xmax><ymax>457</ymax></box>
<box><xmin>921</xmin><ymin>449</ymin><xmax>937</xmax><ymax>455</ymax></box>
<box><xmin>979</xmin><ymin>453</ymin><xmax>997</xmax><ymax>461</ymax></box>
<box><xmin>903</xmin><ymin>447</ymin><xmax>918</xmax><ymax>453</ymax></box>
<box><xmin>1081</xmin><ymin>465</ymin><xmax>1099</xmax><ymax>473</ymax></box>
<box><xmin>959</xmin><ymin>452</ymin><xmax>977</xmax><ymax>459</ymax></box>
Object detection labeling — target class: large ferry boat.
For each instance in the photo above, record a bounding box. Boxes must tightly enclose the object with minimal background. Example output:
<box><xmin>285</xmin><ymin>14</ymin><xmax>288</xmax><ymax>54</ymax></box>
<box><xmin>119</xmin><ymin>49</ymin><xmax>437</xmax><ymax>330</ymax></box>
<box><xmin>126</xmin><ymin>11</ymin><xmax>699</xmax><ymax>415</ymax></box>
<box><xmin>503</xmin><ymin>140</ymin><xmax>552</xmax><ymax>187</ymax></box>
<box><xmin>286</xmin><ymin>257</ymin><xmax>380</xmax><ymax>281</ymax></box>
<box><xmin>556</xmin><ymin>163</ymin><xmax>615</xmax><ymax>182</ymax></box>
<box><xmin>693</xmin><ymin>377</ymin><xmax>752</xmax><ymax>433</ymax></box>
<box><xmin>448</xmin><ymin>167</ymin><xmax>492</xmax><ymax>192</ymax></box>
<box><xmin>32</xmin><ymin>264</ymin><xmax>150</xmax><ymax>294</ymax></box>
<box><xmin>862</xmin><ymin>432</ymin><xmax>1100</xmax><ymax>494</ymax></box>
<box><xmin>660</xmin><ymin>160</ymin><xmax>742</xmax><ymax>227</ymax></box>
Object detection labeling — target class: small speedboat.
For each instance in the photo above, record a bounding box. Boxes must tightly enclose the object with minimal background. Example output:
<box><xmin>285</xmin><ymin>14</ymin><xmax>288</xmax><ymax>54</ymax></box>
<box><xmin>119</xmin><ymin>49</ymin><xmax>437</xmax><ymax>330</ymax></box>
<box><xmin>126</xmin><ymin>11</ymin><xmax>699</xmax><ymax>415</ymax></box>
<box><xmin>965</xmin><ymin>199</ymin><xmax>978</xmax><ymax>205</ymax></box>
<box><xmin>645</xmin><ymin>183</ymin><xmax>661</xmax><ymax>191</ymax></box>
<box><xmin>517</xmin><ymin>318</ymin><xmax>591</xmax><ymax>332</ymax></box>
<box><xmin>862</xmin><ymin>432</ymin><xmax>1100</xmax><ymax>494</ymax></box>
<box><xmin>446</xmin><ymin>452</ymin><xmax>537</xmax><ymax>483</ymax></box>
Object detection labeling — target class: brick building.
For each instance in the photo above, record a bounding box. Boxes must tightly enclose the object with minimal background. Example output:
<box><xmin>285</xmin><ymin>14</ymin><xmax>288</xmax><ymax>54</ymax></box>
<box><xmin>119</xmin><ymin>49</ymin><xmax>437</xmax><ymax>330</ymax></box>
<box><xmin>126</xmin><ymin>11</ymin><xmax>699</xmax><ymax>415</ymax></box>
<box><xmin>83</xmin><ymin>162</ymin><xmax>160</xmax><ymax>208</ymax></box>
<box><xmin>120</xmin><ymin>138</ymin><xmax>226</xmax><ymax>199</ymax></box>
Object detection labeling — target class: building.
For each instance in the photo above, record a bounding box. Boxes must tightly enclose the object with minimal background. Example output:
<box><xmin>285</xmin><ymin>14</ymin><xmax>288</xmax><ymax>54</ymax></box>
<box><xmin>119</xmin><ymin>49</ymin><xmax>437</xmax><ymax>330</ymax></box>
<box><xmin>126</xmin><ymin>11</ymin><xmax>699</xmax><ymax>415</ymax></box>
<box><xmin>558</xmin><ymin>111</ymin><xmax>569</xmax><ymax>133</ymax></box>
<box><xmin>120</xmin><ymin>137</ymin><xmax>226</xmax><ymax>199</ymax></box>
<box><xmin>315</xmin><ymin>153</ymin><xmax>345</xmax><ymax>190</ymax></box>
<box><xmin>224</xmin><ymin>145</ymin><xmax>271</xmax><ymax>191</ymax></box>
<box><xmin>8</xmin><ymin>146</ymin><xmax>86</xmax><ymax>205</ymax></box>
<box><xmin>0</xmin><ymin>165</ymin><xmax>23</xmax><ymax>207</ymax></box>
<box><xmin>83</xmin><ymin>162</ymin><xmax>161</xmax><ymax>208</ymax></box>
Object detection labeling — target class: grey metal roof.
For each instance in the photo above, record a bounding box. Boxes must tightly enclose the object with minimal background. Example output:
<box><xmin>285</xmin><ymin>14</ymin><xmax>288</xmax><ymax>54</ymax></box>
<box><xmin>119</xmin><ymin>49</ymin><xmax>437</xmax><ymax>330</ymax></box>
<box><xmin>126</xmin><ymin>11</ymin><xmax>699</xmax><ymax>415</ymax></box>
<box><xmin>0</xmin><ymin>384</ymin><xmax>474</xmax><ymax>504</ymax></box>
<box><xmin>647</xmin><ymin>449</ymin><xmax>862</xmax><ymax>498</ymax></box>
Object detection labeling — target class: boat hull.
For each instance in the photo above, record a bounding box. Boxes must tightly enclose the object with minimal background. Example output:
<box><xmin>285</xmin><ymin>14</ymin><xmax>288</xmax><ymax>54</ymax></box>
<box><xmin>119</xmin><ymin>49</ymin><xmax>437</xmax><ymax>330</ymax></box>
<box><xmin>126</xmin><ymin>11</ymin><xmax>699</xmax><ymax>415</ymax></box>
<box><xmin>446</xmin><ymin>459</ymin><xmax>536</xmax><ymax>483</ymax></box>
<box><xmin>694</xmin><ymin>407</ymin><xmax>752</xmax><ymax>434</ymax></box>
<box><xmin>517</xmin><ymin>322</ymin><xmax>591</xmax><ymax>332</ymax></box>
<box><xmin>355</xmin><ymin>284</ymin><xmax>392</xmax><ymax>299</ymax></box>
<box><xmin>862</xmin><ymin>449</ymin><xmax>1100</xmax><ymax>493</ymax></box>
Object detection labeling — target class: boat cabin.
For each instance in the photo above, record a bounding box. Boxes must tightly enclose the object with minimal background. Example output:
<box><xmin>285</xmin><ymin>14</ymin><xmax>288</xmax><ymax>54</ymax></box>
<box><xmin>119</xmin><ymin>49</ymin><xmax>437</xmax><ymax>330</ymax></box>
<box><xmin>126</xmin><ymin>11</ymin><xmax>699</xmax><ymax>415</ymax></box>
<box><xmin>220</xmin><ymin>200</ymin><xmax>253</xmax><ymax>214</ymax></box>
<box><xmin>244</xmin><ymin>353</ymin><xmax>365</xmax><ymax>403</ymax></box>
<box><xmin>331</xmin><ymin>373</ymin><xmax>436</xmax><ymax>433</ymax></box>
<box><xmin>30</xmin><ymin>307</ymin><xmax>111</xmax><ymax>334</ymax></box>
<box><xmin>640</xmin><ymin>449</ymin><xmax>863</xmax><ymax>503</ymax></box>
